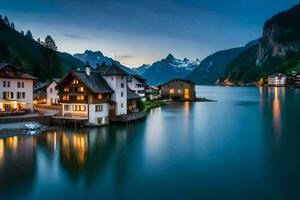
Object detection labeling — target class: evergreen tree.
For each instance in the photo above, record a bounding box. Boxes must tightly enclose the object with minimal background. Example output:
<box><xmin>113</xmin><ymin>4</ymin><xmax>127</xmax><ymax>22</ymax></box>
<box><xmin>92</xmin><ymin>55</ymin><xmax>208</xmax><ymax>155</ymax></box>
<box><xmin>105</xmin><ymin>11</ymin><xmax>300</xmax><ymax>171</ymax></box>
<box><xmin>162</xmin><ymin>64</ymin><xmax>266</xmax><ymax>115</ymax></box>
<box><xmin>20</xmin><ymin>30</ymin><xmax>24</xmax><ymax>35</ymax></box>
<box><xmin>10</xmin><ymin>22</ymin><xmax>15</xmax><ymax>29</ymax></box>
<box><xmin>25</xmin><ymin>30</ymin><xmax>33</xmax><ymax>39</ymax></box>
<box><xmin>3</xmin><ymin>16</ymin><xmax>10</xmax><ymax>26</ymax></box>
<box><xmin>44</xmin><ymin>35</ymin><xmax>57</xmax><ymax>50</ymax></box>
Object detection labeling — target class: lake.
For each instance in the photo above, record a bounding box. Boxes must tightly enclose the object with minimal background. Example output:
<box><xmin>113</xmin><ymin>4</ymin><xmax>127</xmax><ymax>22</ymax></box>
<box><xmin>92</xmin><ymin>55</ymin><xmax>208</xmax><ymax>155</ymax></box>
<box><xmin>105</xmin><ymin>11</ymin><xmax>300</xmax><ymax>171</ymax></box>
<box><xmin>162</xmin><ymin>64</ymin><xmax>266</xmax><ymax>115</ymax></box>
<box><xmin>1</xmin><ymin>86</ymin><xmax>300</xmax><ymax>200</ymax></box>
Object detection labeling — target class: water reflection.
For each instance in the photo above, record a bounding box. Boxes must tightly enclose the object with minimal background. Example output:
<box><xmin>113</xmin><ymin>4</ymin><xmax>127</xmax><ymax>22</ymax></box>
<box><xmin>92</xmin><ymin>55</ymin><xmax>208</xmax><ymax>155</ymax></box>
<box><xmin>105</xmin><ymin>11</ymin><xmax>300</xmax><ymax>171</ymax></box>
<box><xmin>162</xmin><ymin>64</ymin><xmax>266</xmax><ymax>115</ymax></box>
<box><xmin>273</xmin><ymin>87</ymin><xmax>281</xmax><ymax>140</ymax></box>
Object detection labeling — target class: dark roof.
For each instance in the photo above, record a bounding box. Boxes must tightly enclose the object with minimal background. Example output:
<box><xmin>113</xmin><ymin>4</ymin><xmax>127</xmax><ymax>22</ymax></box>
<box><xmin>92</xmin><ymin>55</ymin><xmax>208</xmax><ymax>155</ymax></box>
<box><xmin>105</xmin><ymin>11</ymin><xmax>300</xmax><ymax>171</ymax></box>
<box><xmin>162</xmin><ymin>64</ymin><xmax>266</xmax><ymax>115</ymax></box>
<box><xmin>0</xmin><ymin>63</ymin><xmax>38</xmax><ymax>80</ymax></box>
<box><xmin>158</xmin><ymin>78</ymin><xmax>195</xmax><ymax>87</ymax></box>
<box><xmin>131</xmin><ymin>74</ymin><xmax>146</xmax><ymax>82</ymax></box>
<box><xmin>127</xmin><ymin>89</ymin><xmax>142</xmax><ymax>100</ymax></box>
<box><xmin>34</xmin><ymin>82</ymin><xmax>48</xmax><ymax>92</ymax></box>
<box><xmin>102</xmin><ymin>64</ymin><xmax>129</xmax><ymax>76</ymax></box>
<box><xmin>57</xmin><ymin>70</ymin><xmax>114</xmax><ymax>94</ymax></box>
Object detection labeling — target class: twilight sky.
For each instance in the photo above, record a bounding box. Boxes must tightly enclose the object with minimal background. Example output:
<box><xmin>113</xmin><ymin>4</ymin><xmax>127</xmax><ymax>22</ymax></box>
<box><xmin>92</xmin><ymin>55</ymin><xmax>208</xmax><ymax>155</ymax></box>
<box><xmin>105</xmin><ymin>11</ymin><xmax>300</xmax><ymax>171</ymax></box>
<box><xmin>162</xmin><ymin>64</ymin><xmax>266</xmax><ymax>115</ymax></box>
<box><xmin>0</xmin><ymin>0</ymin><xmax>298</xmax><ymax>67</ymax></box>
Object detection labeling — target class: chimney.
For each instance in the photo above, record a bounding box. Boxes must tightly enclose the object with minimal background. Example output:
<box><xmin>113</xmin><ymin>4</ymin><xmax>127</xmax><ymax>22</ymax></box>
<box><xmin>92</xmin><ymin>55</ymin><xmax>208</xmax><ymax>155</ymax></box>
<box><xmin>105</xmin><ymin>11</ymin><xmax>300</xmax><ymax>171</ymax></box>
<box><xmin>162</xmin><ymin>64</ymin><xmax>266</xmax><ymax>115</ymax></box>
<box><xmin>85</xmin><ymin>65</ymin><xmax>90</xmax><ymax>76</ymax></box>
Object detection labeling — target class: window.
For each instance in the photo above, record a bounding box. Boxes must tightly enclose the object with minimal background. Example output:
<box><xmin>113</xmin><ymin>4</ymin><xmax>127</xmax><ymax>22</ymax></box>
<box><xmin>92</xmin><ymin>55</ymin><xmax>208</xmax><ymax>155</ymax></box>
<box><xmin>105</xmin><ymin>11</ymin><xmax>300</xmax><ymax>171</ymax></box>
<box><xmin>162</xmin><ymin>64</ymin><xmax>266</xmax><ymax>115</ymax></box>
<box><xmin>22</xmin><ymin>92</ymin><xmax>25</xmax><ymax>98</ymax></box>
<box><xmin>62</xmin><ymin>95</ymin><xmax>70</xmax><ymax>101</ymax></box>
<box><xmin>72</xmin><ymin>79</ymin><xmax>79</xmax><ymax>84</ymax></box>
<box><xmin>3</xmin><ymin>81</ymin><xmax>6</xmax><ymax>87</ymax></box>
<box><xmin>72</xmin><ymin>105</ymin><xmax>86</xmax><ymax>111</ymax></box>
<box><xmin>50</xmin><ymin>88</ymin><xmax>53</xmax><ymax>93</ymax></box>
<box><xmin>121</xmin><ymin>103</ymin><xmax>123</xmax><ymax>108</ymax></box>
<box><xmin>95</xmin><ymin>105</ymin><xmax>103</xmax><ymax>112</ymax></box>
<box><xmin>76</xmin><ymin>95</ymin><xmax>85</xmax><ymax>101</ymax></box>
<box><xmin>169</xmin><ymin>88</ymin><xmax>174</xmax><ymax>94</ymax></box>
<box><xmin>7</xmin><ymin>81</ymin><xmax>10</xmax><ymax>87</ymax></box>
<box><xmin>97</xmin><ymin>117</ymin><xmax>103</xmax><ymax>125</ymax></box>
<box><xmin>64</xmin><ymin>87</ymin><xmax>70</xmax><ymax>92</ymax></box>
<box><xmin>64</xmin><ymin>105</ymin><xmax>70</xmax><ymax>111</ymax></box>
<box><xmin>111</xmin><ymin>77</ymin><xmax>113</xmax><ymax>80</ymax></box>
<box><xmin>121</xmin><ymin>92</ymin><xmax>124</xmax><ymax>97</ymax></box>
<box><xmin>98</xmin><ymin>94</ymin><xmax>102</xmax><ymax>100</ymax></box>
<box><xmin>78</xmin><ymin>87</ymin><xmax>85</xmax><ymax>92</ymax></box>
<box><xmin>11</xmin><ymin>92</ymin><xmax>14</xmax><ymax>99</ymax></box>
<box><xmin>121</xmin><ymin>76</ymin><xmax>124</xmax><ymax>80</ymax></box>
<box><xmin>17</xmin><ymin>82</ymin><xmax>21</xmax><ymax>88</ymax></box>
<box><xmin>3</xmin><ymin>92</ymin><xmax>10</xmax><ymax>99</ymax></box>
<box><xmin>121</xmin><ymin>83</ymin><xmax>124</xmax><ymax>88</ymax></box>
<box><xmin>178</xmin><ymin>89</ymin><xmax>181</xmax><ymax>93</ymax></box>
<box><xmin>128</xmin><ymin>76</ymin><xmax>132</xmax><ymax>83</ymax></box>
<box><xmin>17</xmin><ymin>92</ymin><xmax>21</xmax><ymax>99</ymax></box>
<box><xmin>22</xmin><ymin>82</ymin><xmax>24</xmax><ymax>88</ymax></box>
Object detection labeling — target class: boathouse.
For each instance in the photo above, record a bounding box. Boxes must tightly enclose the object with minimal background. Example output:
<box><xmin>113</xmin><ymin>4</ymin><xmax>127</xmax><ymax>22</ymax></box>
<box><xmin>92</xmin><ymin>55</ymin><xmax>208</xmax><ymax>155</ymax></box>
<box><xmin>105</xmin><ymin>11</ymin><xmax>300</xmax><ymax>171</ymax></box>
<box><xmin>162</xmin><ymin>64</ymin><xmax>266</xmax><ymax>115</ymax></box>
<box><xmin>159</xmin><ymin>79</ymin><xmax>195</xmax><ymax>101</ymax></box>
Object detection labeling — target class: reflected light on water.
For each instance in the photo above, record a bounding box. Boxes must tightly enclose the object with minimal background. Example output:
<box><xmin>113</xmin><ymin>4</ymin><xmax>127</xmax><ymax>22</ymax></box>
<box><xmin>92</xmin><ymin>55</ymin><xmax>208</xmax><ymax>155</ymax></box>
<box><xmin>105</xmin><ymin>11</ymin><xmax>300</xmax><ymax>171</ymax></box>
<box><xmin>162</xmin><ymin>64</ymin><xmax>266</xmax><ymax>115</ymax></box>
<box><xmin>72</xmin><ymin>134</ymin><xmax>88</xmax><ymax>165</ymax></box>
<box><xmin>273</xmin><ymin>87</ymin><xmax>281</xmax><ymax>140</ymax></box>
<box><xmin>0</xmin><ymin>139</ymin><xmax>4</xmax><ymax>168</ymax></box>
<box><xmin>6</xmin><ymin>136</ymin><xmax>18</xmax><ymax>152</ymax></box>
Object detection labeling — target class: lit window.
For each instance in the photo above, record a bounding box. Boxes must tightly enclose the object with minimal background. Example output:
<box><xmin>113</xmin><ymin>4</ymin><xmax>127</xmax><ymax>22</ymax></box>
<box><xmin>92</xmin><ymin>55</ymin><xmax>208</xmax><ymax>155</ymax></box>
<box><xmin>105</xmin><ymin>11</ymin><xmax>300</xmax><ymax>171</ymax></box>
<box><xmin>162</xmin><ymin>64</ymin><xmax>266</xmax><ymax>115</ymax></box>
<box><xmin>98</xmin><ymin>94</ymin><xmax>102</xmax><ymax>100</ymax></box>
<box><xmin>76</xmin><ymin>95</ymin><xmax>85</xmax><ymax>101</ymax></box>
<box><xmin>62</xmin><ymin>95</ymin><xmax>70</xmax><ymax>101</ymax></box>
<box><xmin>64</xmin><ymin>87</ymin><xmax>70</xmax><ymax>92</ymax></box>
<box><xmin>170</xmin><ymin>88</ymin><xmax>174</xmax><ymax>94</ymax></box>
<box><xmin>64</xmin><ymin>105</ymin><xmax>70</xmax><ymax>111</ymax></box>
<box><xmin>78</xmin><ymin>87</ymin><xmax>85</xmax><ymax>92</ymax></box>
<box><xmin>72</xmin><ymin>79</ymin><xmax>79</xmax><ymax>84</ymax></box>
<box><xmin>72</xmin><ymin>105</ymin><xmax>86</xmax><ymax>111</ymax></box>
<box><xmin>178</xmin><ymin>89</ymin><xmax>181</xmax><ymax>93</ymax></box>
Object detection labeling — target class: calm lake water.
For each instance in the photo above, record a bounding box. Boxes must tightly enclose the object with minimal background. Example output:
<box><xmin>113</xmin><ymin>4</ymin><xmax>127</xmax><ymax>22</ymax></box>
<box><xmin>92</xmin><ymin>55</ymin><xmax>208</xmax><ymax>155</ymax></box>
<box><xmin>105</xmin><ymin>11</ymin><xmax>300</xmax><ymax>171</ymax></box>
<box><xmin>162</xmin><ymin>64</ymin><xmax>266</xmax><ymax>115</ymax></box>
<box><xmin>1</xmin><ymin>86</ymin><xmax>300</xmax><ymax>200</ymax></box>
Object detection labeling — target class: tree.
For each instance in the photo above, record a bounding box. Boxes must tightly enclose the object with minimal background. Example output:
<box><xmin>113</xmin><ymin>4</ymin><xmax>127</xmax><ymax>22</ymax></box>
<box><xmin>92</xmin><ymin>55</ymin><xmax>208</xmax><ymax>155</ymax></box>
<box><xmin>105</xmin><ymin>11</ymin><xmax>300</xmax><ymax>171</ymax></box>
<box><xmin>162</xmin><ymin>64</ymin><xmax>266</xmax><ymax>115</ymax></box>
<box><xmin>44</xmin><ymin>35</ymin><xmax>57</xmax><ymax>50</ymax></box>
<box><xmin>20</xmin><ymin>30</ymin><xmax>24</xmax><ymax>35</ymax></box>
<box><xmin>25</xmin><ymin>30</ymin><xmax>33</xmax><ymax>39</ymax></box>
<box><xmin>10</xmin><ymin>22</ymin><xmax>15</xmax><ymax>29</ymax></box>
<box><xmin>3</xmin><ymin>16</ymin><xmax>10</xmax><ymax>26</ymax></box>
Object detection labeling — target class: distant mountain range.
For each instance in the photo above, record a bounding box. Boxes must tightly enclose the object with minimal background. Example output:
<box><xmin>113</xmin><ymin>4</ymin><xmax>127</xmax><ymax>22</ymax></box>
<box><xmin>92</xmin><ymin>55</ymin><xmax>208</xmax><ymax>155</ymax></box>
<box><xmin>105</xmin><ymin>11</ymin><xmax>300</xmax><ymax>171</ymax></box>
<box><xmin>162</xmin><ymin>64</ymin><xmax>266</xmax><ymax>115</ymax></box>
<box><xmin>186</xmin><ymin>40</ymin><xmax>259</xmax><ymax>85</ymax></box>
<box><xmin>74</xmin><ymin>50</ymin><xmax>134</xmax><ymax>74</ymax></box>
<box><xmin>133</xmin><ymin>54</ymin><xmax>200</xmax><ymax>85</ymax></box>
<box><xmin>0</xmin><ymin>17</ymin><xmax>84</xmax><ymax>80</ymax></box>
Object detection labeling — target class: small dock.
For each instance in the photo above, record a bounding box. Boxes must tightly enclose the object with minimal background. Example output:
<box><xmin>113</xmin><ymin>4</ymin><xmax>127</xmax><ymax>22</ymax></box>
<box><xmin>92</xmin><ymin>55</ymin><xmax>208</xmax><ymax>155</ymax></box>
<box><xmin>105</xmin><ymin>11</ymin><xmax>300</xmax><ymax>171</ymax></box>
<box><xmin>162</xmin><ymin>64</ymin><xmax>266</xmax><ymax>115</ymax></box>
<box><xmin>110</xmin><ymin>111</ymin><xmax>147</xmax><ymax>123</ymax></box>
<box><xmin>52</xmin><ymin>116</ymin><xmax>88</xmax><ymax>128</ymax></box>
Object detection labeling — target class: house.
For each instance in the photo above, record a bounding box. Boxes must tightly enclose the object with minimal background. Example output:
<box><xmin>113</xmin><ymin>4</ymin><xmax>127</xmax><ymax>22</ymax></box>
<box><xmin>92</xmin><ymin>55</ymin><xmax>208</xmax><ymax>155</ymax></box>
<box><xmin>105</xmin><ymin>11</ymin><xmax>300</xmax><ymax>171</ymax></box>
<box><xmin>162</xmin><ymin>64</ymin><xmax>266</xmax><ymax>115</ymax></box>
<box><xmin>294</xmin><ymin>73</ymin><xmax>300</xmax><ymax>88</ymax></box>
<box><xmin>268</xmin><ymin>73</ymin><xmax>287</xmax><ymax>86</ymax></box>
<box><xmin>159</xmin><ymin>79</ymin><xmax>195</xmax><ymax>101</ymax></box>
<box><xmin>0</xmin><ymin>63</ymin><xmax>37</xmax><ymax>112</ymax></box>
<box><xmin>33</xmin><ymin>78</ymin><xmax>61</xmax><ymax>105</ymax></box>
<box><xmin>145</xmin><ymin>86</ymin><xmax>160</xmax><ymax>100</ymax></box>
<box><xmin>127</xmin><ymin>74</ymin><xmax>147</xmax><ymax>97</ymax></box>
<box><xmin>56</xmin><ymin>64</ymin><xmax>144</xmax><ymax>126</ymax></box>
<box><xmin>46</xmin><ymin>79</ymin><xmax>61</xmax><ymax>105</ymax></box>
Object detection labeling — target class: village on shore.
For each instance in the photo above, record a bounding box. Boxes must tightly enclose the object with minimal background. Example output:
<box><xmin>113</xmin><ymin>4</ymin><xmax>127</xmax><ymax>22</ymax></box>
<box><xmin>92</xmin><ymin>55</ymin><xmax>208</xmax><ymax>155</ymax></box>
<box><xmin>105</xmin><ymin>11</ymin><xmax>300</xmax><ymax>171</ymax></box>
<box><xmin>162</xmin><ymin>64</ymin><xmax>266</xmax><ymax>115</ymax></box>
<box><xmin>0</xmin><ymin>62</ymin><xmax>197</xmax><ymax>128</ymax></box>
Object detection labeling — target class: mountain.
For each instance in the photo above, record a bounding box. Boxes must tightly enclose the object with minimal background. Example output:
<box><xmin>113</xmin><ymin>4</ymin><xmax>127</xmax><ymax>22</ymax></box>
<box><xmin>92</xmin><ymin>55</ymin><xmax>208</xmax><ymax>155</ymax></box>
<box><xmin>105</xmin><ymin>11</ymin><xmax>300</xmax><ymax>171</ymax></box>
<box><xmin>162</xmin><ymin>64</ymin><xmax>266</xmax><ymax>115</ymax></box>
<box><xmin>74</xmin><ymin>50</ymin><xmax>135</xmax><ymax>74</ymax></box>
<box><xmin>221</xmin><ymin>4</ymin><xmax>300</xmax><ymax>84</ymax></box>
<box><xmin>135</xmin><ymin>54</ymin><xmax>200</xmax><ymax>85</ymax></box>
<box><xmin>131</xmin><ymin>64</ymin><xmax>150</xmax><ymax>75</ymax></box>
<box><xmin>186</xmin><ymin>40</ymin><xmax>258</xmax><ymax>85</ymax></box>
<box><xmin>0</xmin><ymin>16</ymin><xmax>84</xmax><ymax>80</ymax></box>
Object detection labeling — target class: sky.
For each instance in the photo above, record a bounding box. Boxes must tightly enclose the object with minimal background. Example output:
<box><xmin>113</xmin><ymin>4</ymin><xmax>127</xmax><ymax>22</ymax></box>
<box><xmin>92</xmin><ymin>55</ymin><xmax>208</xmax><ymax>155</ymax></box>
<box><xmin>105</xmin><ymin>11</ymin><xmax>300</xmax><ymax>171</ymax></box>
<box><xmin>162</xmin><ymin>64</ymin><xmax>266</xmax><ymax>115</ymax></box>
<box><xmin>0</xmin><ymin>0</ymin><xmax>299</xmax><ymax>67</ymax></box>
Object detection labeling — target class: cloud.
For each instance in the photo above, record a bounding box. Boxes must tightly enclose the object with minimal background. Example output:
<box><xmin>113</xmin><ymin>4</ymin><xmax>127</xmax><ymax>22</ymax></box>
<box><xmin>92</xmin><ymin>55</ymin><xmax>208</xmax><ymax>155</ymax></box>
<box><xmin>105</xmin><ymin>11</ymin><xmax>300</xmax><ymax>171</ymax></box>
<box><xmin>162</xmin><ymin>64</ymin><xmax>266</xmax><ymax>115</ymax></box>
<box><xmin>64</xmin><ymin>33</ymin><xmax>84</xmax><ymax>39</ymax></box>
<box><xmin>117</xmin><ymin>54</ymin><xmax>136</xmax><ymax>60</ymax></box>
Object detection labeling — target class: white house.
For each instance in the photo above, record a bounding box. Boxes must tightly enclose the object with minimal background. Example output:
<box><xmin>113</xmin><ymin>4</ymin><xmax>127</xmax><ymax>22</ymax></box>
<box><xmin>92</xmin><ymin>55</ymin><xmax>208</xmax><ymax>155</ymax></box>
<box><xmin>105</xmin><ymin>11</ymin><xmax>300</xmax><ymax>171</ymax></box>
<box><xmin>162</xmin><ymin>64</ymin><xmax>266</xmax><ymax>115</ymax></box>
<box><xmin>268</xmin><ymin>73</ymin><xmax>286</xmax><ymax>86</ymax></box>
<box><xmin>46</xmin><ymin>79</ymin><xmax>60</xmax><ymax>105</ymax></box>
<box><xmin>0</xmin><ymin>63</ymin><xmax>37</xmax><ymax>112</ymax></box>
<box><xmin>127</xmin><ymin>74</ymin><xmax>146</xmax><ymax>97</ymax></box>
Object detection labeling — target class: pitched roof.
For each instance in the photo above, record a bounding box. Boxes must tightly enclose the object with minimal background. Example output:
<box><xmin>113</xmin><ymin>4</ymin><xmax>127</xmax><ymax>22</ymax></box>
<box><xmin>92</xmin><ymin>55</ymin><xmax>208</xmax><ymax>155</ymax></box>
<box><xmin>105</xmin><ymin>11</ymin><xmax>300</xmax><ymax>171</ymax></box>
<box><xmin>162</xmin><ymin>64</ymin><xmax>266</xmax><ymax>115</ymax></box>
<box><xmin>102</xmin><ymin>64</ymin><xmax>129</xmax><ymax>76</ymax></box>
<box><xmin>158</xmin><ymin>78</ymin><xmax>195</xmax><ymax>87</ymax></box>
<box><xmin>131</xmin><ymin>74</ymin><xmax>146</xmax><ymax>82</ymax></box>
<box><xmin>58</xmin><ymin>70</ymin><xmax>114</xmax><ymax>94</ymax></box>
<box><xmin>0</xmin><ymin>63</ymin><xmax>38</xmax><ymax>80</ymax></box>
<box><xmin>127</xmin><ymin>89</ymin><xmax>142</xmax><ymax>100</ymax></box>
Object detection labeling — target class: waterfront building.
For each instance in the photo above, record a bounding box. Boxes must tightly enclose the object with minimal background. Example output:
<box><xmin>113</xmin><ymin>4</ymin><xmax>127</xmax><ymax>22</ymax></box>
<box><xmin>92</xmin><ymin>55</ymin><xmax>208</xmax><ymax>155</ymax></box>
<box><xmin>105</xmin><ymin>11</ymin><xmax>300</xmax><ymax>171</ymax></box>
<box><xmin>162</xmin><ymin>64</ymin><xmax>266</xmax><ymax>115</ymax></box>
<box><xmin>127</xmin><ymin>74</ymin><xmax>147</xmax><ymax>98</ymax></box>
<box><xmin>145</xmin><ymin>86</ymin><xmax>160</xmax><ymax>100</ymax></box>
<box><xmin>34</xmin><ymin>78</ymin><xmax>60</xmax><ymax>105</ymax></box>
<box><xmin>159</xmin><ymin>79</ymin><xmax>195</xmax><ymax>101</ymax></box>
<box><xmin>0</xmin><ymin>63</ymin><xmax>37</xmax><ymax>112</ymax></box>
<box><xmin>268</xmin><ymin>73</ymin><xmax>287</xmax><ymax>86</ymax></box>
<box><xmin>56</xmin><ymin>64</ymin><xmax>145</xmax><ymax>126</ymax></box>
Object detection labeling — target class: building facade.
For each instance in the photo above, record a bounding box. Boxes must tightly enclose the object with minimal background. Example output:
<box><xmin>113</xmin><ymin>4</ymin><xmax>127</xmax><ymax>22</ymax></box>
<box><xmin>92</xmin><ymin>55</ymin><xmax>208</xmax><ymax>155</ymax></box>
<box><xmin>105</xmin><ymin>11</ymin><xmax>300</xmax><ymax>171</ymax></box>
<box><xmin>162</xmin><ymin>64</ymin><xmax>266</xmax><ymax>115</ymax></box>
<box><xmin>46</xmin><ymin>79</ymin><xmax>60</xmax><ymax>105</ymax></box>
<box><xmin>127</xmin><ymin>74</ymin><xmax>146</xmax><ymax>97</ymax></box>
<box><xmin>0</xmin><ymin>63</ymin><xmax>37</xmax><ymax>112</ymax></box>
<box><xmin>159</xmin><ymin>79</ymin><xmax>195</xmax><ymax>101</ymax></box>
<box><xmin>268</xmin><ymin>73</ymin><xmax>287</xmax><ymax>86</ymax></box>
